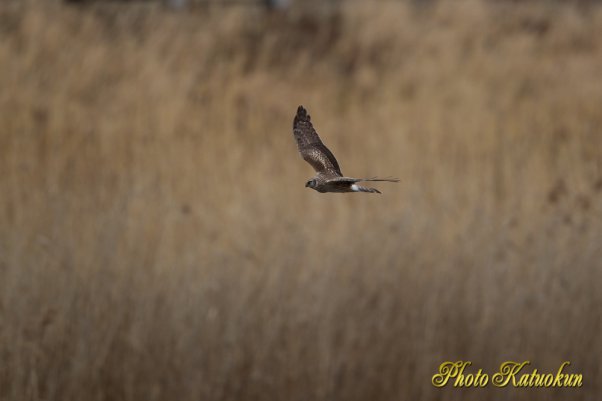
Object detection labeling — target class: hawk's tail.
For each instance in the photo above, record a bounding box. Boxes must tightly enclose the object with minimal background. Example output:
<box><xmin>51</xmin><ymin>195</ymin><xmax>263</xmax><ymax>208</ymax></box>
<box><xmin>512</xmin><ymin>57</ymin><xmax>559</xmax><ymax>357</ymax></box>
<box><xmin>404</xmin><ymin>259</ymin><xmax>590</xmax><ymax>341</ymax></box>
<box><xmin>359</xmin><ymin>177</ymin><xmax>400</xmax><ymax>183</ymax></box>
<box><xmin>349</xmin><ymin>177</ymin><xmax>398</xmax><ymax>194</ymax></box>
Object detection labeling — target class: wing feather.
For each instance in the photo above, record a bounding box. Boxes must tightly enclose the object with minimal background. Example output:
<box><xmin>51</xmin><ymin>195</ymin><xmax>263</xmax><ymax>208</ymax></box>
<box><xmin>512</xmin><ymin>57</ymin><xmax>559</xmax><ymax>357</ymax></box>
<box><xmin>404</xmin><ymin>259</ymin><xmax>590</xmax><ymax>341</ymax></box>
<box><xmin>293</xmin><ymin>105</ymin><xmax>342</xmax><ymax>176</ymax></box>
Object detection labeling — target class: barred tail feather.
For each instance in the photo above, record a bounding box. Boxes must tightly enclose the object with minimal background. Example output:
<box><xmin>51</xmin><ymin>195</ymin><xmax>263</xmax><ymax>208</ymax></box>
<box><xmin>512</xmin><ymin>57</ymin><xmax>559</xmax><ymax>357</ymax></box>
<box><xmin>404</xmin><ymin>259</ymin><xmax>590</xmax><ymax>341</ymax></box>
<box><xmin>360</xmin><ymin>177</ymin><xmax>400</xmax><ymax>183</ymax></box>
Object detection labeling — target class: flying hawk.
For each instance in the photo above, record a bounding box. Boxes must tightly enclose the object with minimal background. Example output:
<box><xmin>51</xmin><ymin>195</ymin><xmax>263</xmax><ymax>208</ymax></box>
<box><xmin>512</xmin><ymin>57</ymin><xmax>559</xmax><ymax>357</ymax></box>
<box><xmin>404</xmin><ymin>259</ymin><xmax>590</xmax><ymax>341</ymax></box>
<box><xmin>293</xmin><ymin>105</ymin><xmax>399</xmax><ymax>194</ymax></box>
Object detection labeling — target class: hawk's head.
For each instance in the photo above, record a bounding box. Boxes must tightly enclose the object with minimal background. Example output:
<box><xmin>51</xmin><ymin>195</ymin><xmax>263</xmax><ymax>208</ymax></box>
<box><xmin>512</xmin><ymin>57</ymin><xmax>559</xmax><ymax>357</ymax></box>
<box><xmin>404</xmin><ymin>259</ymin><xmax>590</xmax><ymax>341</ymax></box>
<box><xmin>305</xmin><ymin>179</ymin><xmax>318</xmax><ymax>189</ymax></box>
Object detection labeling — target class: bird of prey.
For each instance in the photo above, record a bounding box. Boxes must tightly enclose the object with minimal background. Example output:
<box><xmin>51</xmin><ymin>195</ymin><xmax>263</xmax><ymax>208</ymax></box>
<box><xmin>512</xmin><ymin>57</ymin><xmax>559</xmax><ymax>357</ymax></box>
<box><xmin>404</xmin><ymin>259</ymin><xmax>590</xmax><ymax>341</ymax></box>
<box><xmin>292</xmin><ymin>105</ymin><xmax>399</xmax><ymax>194</ymax></box>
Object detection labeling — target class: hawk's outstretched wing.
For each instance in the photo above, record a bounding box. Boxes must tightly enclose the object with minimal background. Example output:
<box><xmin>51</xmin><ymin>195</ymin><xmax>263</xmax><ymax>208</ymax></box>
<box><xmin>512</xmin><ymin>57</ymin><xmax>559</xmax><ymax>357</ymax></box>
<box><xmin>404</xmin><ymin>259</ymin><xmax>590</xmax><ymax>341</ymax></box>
<box><xmin>293</xmin><ymin>105</ymin><xmax>342</xmax><ymax>176</ymax></box>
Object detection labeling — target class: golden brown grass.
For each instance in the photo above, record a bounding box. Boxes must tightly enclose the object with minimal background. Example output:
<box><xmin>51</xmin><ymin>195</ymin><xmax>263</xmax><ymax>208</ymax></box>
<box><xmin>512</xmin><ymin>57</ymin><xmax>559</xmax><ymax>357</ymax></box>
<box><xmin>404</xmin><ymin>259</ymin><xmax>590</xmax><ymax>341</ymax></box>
<box><xmin>1</xmin><ymin>1</ymin><xmax>601</xmax><ymax>400</ymax></box>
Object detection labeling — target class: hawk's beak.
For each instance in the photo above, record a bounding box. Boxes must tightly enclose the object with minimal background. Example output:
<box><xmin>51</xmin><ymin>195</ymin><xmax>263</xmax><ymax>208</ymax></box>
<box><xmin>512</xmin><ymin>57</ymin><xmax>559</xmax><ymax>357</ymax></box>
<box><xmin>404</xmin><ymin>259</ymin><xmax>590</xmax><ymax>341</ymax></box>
<box><xmin>305</xmin><ymin>182</ymin><xmax>310</xmax><ymax>187</ymax></box>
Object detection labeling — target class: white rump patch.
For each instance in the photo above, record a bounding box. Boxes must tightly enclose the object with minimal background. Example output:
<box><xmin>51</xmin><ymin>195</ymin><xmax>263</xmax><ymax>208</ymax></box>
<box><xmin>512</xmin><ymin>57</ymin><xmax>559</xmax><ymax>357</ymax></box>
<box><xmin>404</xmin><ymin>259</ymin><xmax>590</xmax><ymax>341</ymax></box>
<box><xmin>351</xmin><ymin>184</ymin><xmax>360</xmax><ymax>192</ymax></box>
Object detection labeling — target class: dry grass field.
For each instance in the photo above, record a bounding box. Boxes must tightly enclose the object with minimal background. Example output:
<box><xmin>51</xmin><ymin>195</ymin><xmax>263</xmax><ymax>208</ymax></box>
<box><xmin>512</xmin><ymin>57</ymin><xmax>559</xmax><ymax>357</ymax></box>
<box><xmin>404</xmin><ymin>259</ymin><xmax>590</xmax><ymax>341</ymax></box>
<box><xmin>1</xmin><ymin>0</ymin><xmax>601</xmax><ymax>400</ymax></box>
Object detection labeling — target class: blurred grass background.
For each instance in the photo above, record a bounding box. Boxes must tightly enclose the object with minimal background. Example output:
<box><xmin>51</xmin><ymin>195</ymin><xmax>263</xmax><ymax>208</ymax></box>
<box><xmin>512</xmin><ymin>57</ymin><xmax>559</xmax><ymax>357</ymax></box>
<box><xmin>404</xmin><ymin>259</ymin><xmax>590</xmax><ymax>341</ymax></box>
<box><xmin>1</xmin><ymin>0</ymin><xmax>601</xmax><ymax>400</ymax></box>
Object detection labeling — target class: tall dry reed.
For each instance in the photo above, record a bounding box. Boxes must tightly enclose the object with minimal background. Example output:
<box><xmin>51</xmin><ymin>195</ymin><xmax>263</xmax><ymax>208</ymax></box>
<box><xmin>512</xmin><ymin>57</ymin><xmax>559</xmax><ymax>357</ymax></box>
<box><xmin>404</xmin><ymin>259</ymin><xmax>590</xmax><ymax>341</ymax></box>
<box><xmin>0</xmin><ymin>1</ymin><xmax>601</xmax><ymax>400</ymax></box>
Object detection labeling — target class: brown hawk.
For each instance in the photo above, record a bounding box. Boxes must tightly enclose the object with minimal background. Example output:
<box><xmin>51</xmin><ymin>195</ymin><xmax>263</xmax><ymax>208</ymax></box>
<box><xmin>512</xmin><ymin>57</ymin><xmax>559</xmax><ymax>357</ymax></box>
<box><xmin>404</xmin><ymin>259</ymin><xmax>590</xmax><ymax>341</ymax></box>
<box><xmin>292</xmin><ymin>105</ymin><xmax>398</xmax><ymax>194</ymax></box>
